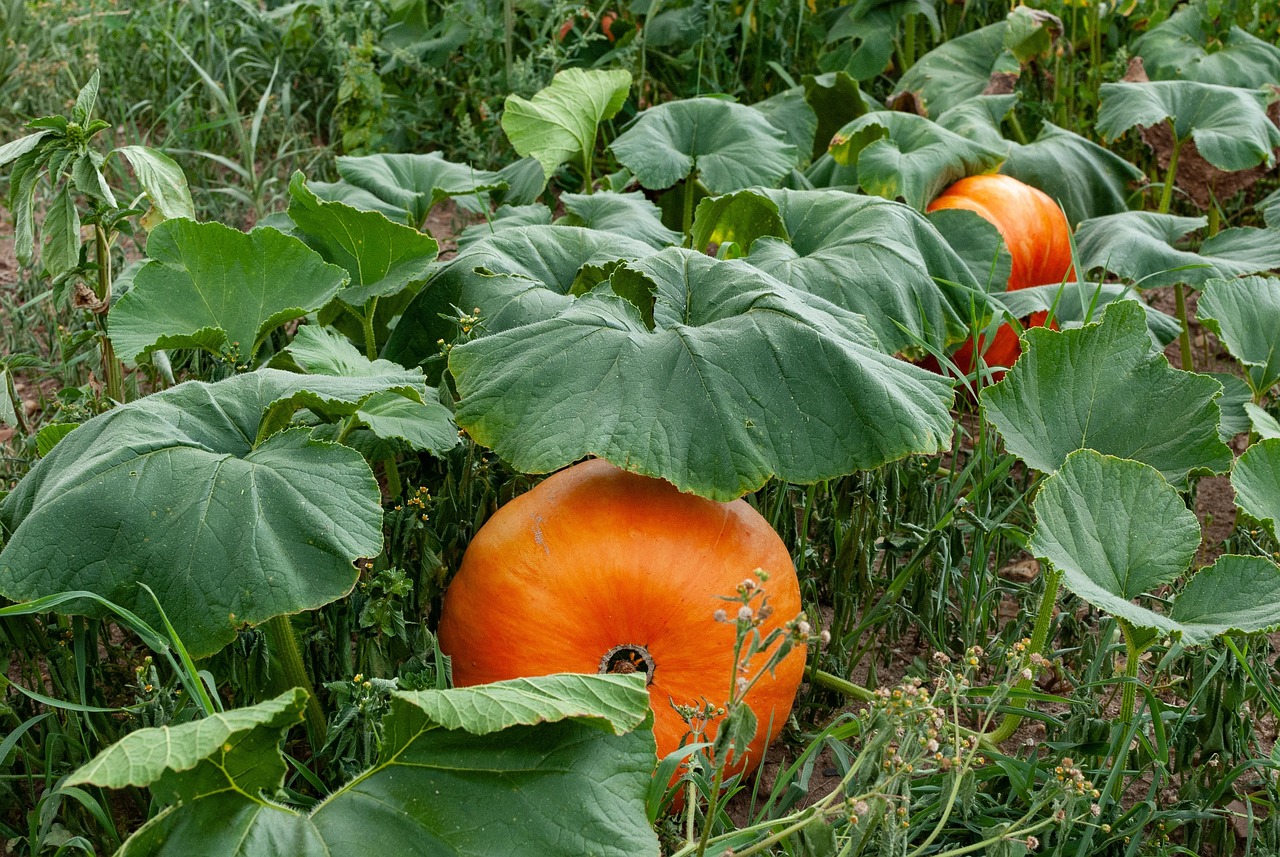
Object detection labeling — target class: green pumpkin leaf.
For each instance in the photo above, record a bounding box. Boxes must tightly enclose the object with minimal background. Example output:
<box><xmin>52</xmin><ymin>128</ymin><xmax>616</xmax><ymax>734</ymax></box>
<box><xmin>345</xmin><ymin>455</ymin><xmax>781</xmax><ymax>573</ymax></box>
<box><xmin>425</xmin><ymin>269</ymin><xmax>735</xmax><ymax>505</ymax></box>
<box><xmin>114</xmin><ymin>145</ymin><xmax>196</xmax><ymax>226</ymax></box>
<box><xmin>501</xmin><ymin>68</ymin><xmax>632</xmax><ymax>185</ymax></box>
<box><xmin>383</xmin><ymin>225</ymin><xmax>657</xmax><ymax>372</ymax></box>
<box><xmin>287</xmin><ymin>172</ymin><xmax>438</xmax><ymax>308</ymax></box>
<box><xmin>738</xmin><ymin>188</ymin><xmax>979</xmax><ymax>353</ymax></box>
<box><xmin>1167</xmin><ymin>555</ymin><xmax>1280</xmax><ymax>644</ymax></box>
<box><xmin>284</xmin><ymin>325</ymin><xmax>411</xmax><ymax>378</ymax></box>
<box><xmin>934</xmin><ymin>95</ymin><xmax>1015</xmax><ymax>152</ymax></box>
<box><xmin>751</xmin><ymin>87</ymin><xmax>819</xmax><ymax>162</ymax></box>
<box><xmin>1135</xmin><ymin>5</ymin><xmax>1280</xmax><ymax>89</ymax></box>
<box><xmin>449</xmin><ymin>249</ymin><xmax>955</xmax><ymax>500</ymax></box>
<box><xmin>0</xmin><ymin>370</ymin><xmax>419</xmax><ymax>657</ymax></box>
<box><xmin>981</xmin><ymin>299</ymin><xmax>1231</xmax><ymax>485</ymax></box>
<box><xmin>457</xmin><ymin>203</ymin><xmax>554</xmax><ymax>250</ymax></box>
<box><xmin>69</xmin><ymin>689</ymin><xmax>308</xmax><ymax>798</ymax></box>
<box><xmin>1001</xmin><ymin>123</ymin><xmax>1144</xmax><ymax>226</ymax></box>
<box><xmin>994</xmin><ymin>283</ymin><xmax>1180</xmax><ymax>346</ymax></box>
<box><xmin>1032</xmin><ymin>451</ymin><xmax>1280</xmax><ymax>644</ymax></box>
<box><xmin>1213</xmin><ymin>373</ymin><xmax>1254</xmax><ymax>440</ymax></box>
<box><xmin>1097</xmin><ymin>80</ymin><xmax>1280</xmax><ymax>173</ymax></box>
<box><xmin>610</xmin><ymin>98</ymin><xmax>800</xmax><ymax>193</ymax></box>
<box><xmin>1261</xmin><ymin>188</ymin><xmax>1280</xmax><ymax>229</ymax></box>
<box><xmin>1248</xmin><ymin>404</ymin><xmax>1280</xmax><ymax>440</ymax></box>
<box><xmin>892</xmin><ymin>21</ymin><xmax>1011</xmax><ymax>117</ymax></box>
<box><xmin>1234</xmin><ymin>438</ymin><xmax>1280</xmax><ymax>538</ymax></box>
<box><xmin>822</xmin><ymin>1</ymin><xmax>937</xmax><ymax>82</ymax></box>
<box><xmin>558</xmin><ymin>190</ymin><xmax>681</xmax><ymax>249</ymax></box>
<box><xmin>926</xmin><ymin>207</ymin><xmax>1013</xmax><ymax>292</ymax></box>
<box><xmin>689</xmin><ymin>189</ymin><xmax>789</xmax><ymax>257</ymax></box>
<box><xmin>828</xmin><ymin>112</ymin><xmax>1005</xmax><ymax>210</ymax></box>
<box><xmin>108</xmin><ymin>220</ymin><xmax>349</xmax><ymax>365</ymax></box>
<box><xmin>334</xmin><ymin>152</ymin><xmax>507</xmax><ymax>228</ymax></box>
<box><xmin>72</xmin><ymin>676</ymin><xmax>659</xmax><ymax>857</ymax></box>
<box><xmin>1198</xmin><ymin>276</ymin><xmax>1280</xmax><ymax>397</ymax></box>
<box><xmin>1075</xmin><ymin>212</ymin><xmax>1280</xmax><ymax>289</ymax></box>
<box><xmin>354</xmin><ymin>392</ymin><xmax>459</xmax><ymax>455</ymax></box>
<box><xmin>1030</xmin><ymin>450</ymin><xmax>1200</xmax><ymax>636</ymax></box>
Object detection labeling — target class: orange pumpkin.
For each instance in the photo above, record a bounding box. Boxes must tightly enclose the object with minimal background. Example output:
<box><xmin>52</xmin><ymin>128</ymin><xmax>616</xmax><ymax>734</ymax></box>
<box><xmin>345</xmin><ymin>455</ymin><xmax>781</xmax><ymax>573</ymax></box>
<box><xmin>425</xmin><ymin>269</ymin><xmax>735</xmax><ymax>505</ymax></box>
<box><xmin>927</xmin><ymin>174</ymin><xmax>1074</xmax><ymax>374</ymax></box>
<box><xmin>438</xmin><ymin>459</ymin><xmax>805</xmax><ymax>778</ymax></box>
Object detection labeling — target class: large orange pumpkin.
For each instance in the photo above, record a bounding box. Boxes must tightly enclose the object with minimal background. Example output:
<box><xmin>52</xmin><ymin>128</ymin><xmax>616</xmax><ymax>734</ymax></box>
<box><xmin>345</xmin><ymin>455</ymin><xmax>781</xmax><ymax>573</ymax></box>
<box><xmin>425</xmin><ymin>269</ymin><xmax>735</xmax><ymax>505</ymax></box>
<box><xmin>927</xmin><ymin>174</ymin><xmax>1074</xmax><ymax>374</ymax></box>
<box><xmin>438</xmin><ymin>459</ymin><xmax>805</xmax><ymax>778</ymax></box>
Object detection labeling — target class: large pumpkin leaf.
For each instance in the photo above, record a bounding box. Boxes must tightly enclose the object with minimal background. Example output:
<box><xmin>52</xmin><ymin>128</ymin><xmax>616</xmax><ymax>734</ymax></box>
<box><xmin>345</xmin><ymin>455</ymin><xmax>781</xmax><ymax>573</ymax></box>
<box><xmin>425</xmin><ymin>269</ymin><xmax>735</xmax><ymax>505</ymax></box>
<box><xmin>1075</xmin><ymin>212</ymin><xmax>1280</xmax><ymax>289</ymax></box>
<box><xmin>751</xmin><ymin>86</ymin><xmax>820</xmax><ymax>160</ymax></box>
<box><xmin>1030</xmin><ymin>450</ymin><xmax>1200</xmax><ymax>635</ymax></box>
<box><xmin>71</xmin><ymin>676</ymin><xmax>659</xmax><ymax>857</ymax></box>
<box><xmin>449</xmin><ymin>249</ymin><xmax>955</xmax><ymax>500</ymax></box>
<box><xmin>1167</xmin><ymin>556</ymin><xmax>1280</xmax><ymax>643</ymax></box>
<box><xmin>708</xmin><ymin>188</ymin><xmax>978</xmax><ymax>353</ymax></box>
<box><xmin>0</xmin><ymin>370</ymin><xmax>426</xmax><ymax>657</ymax></box>
<box><xmin>926</xmin><ymin>207</ymin><xmax>1013</xmax><ymax>292</ymax></box>
<box><xmin>821</xmin><ymin>0</ymin><xmax>938</xmax><ymax>82</ymax></box>
<box><xmin>1234</xmin><ymin>438</ymin><xmax>1280</xmax><ymax>538</ymax></box>
<box><xmin>456</xmin><ymin>203</ymin><xmax>554</xmax><ymax>250</ymax></box>
<box><xmin>1030</xmin><ymin>450</ymin><xmax>1280</xmax><ymax>644</ymax></box>
<box><xmin>828</xmin><ymin>112</ymin><xmax>1005</xmax><ymax>211</ymax></box>
<box><xmin>891</xmin><ymin>21</ymin><xmax>1010</xmax><ymax>117</ymax></box>
<box><xmin>689</xmin><ymin>189</ymin><xmax>789</xmax><ymax>256</ymax></box>
<box><xmin>609</xmin><ymin>98</ymin><xmax>801</xmax><ymax>193</ymax></box>
<box><xmin>1198</xmin><ymin>276</ymin><xmax>1280</xmax><ymax>396</ymax></box>
<box><xmin>286</xmin><ymin>172</ymin><xmax>438</xmax><ymax>308</ymax></box>
<box><xmin>501</xmin><ymin>68</ymin><xmax>631</xmax><ymax>185</ymax></box>
<box><xmin>558</xmin><ymin>190</ymin><xmax>681</xmax><ymax>248</ymax></box>
<box><xmin>283</xmin><ymin>327</ymin><xmax>460</xmax><ymax>455</ymax></box>
<box><xmin>994</xmin><ymin>282</ymin><xmax>1181</xmax><ymax>347</ymax></box>
<box><xmin>980</xmin><ymin>299</ymin><xmax>1231</xmax><ymax>484</ymax></box>
<box><xmin>108</xmin><ymin>220</ymin><xmax>348</xmax><ymax>365</ymax></box>
<box><xmin>333</xmin><ymin>152</ymin><xmax>507</xmax><ymax>229</ymax></box>
<box><xmin>1001</xmin><ymin>123</ymin><xmax>1144</xmax><ymax>226</ymax></box>
<box><xmin>382</xmin><ymin>225</ymin><xmax>657</xmax><ymax>372</ymax></box>
<box><xmin>1134</xmin><ymin>5</ymin><xmax>1280</xmax><ymax>89</ymax></box>
<box><xmin>1096</xmin><ymin>80</ymin><xmax>1280</xmax><ymax>173</ymax></box>
<box><xmin>934</xmin><ymin>98</ymin><xmax>1144</xmax><ymax>225</ymax></box>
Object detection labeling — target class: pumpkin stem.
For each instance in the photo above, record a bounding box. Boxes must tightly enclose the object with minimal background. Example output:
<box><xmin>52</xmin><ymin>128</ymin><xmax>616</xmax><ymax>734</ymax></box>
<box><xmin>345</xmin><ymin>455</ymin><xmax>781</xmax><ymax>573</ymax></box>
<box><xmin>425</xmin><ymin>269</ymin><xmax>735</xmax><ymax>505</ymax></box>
<box><xmin>599</xmin><ymin>644</ymin><xmax>656</xmax><ymax>685</ymax></box>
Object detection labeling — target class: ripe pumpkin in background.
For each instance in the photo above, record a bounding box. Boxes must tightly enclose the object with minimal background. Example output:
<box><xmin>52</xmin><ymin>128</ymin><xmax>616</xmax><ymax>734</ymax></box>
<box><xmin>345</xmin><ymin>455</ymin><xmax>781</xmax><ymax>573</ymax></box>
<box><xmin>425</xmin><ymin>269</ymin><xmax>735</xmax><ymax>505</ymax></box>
<box><xmin>438</xmin><ymin>459</ymin><xmax>805</xmax><ymax>778</ymax></box>
<box><xmin>927</xmin><ymin>174</ymin><xmax>1074</xmax><ymax>374</ymax></box>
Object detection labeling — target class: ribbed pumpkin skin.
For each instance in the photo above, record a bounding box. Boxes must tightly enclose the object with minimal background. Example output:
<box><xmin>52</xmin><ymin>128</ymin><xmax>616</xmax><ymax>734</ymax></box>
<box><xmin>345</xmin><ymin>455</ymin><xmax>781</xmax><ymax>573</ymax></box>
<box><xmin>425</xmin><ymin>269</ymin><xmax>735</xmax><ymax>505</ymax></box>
<box><xmin>927</xmin><ymin>174</ymin><xmax>1074</xmax><ymax>372</ymax></box>
<box><xmin>438</xmin><ymin>459</ymin><xmax>805</xmax><ymax>776</ymax></box>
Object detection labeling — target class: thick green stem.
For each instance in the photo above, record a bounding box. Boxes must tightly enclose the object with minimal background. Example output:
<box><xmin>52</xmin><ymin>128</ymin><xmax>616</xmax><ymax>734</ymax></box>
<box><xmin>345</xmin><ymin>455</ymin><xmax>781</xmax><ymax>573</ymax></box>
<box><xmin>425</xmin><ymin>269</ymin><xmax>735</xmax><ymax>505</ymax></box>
<box><xmin>810</xmin><ymin>668</ymin><xmax>876</xmax><ymax>702</ymax></box>
<box><xmin>1207</xmin><ymin>199</ymin><xmax>1220</xmax><ymax>237</ymax></box>
<box><xmin>1157</xmin><ymin>131</ymin><xmax>1181</xmax><ymax>215</ymax></box>
<box><xmin>985</xmin><ymin>566</ymin><xmax>1062</xmax><ymax>745</ymax></box>
<box><xmin>1118</xmin><ymin>624</ymin><xmax>1142</xmax><ymax>725</ymax></box>
<box><xmin>94</xmin><ymin>225</ymin><xmax>124</xmax><ymax>402</ymax></box>
<box><xmin>361</xmin><ymin>298</ymin><xmax>380</xmax><ymax>361</ymax></box>
<box><xmin>265</xmin><ymin>614</ymin><xmax>326</xmax><ymax>744</ymax></box>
